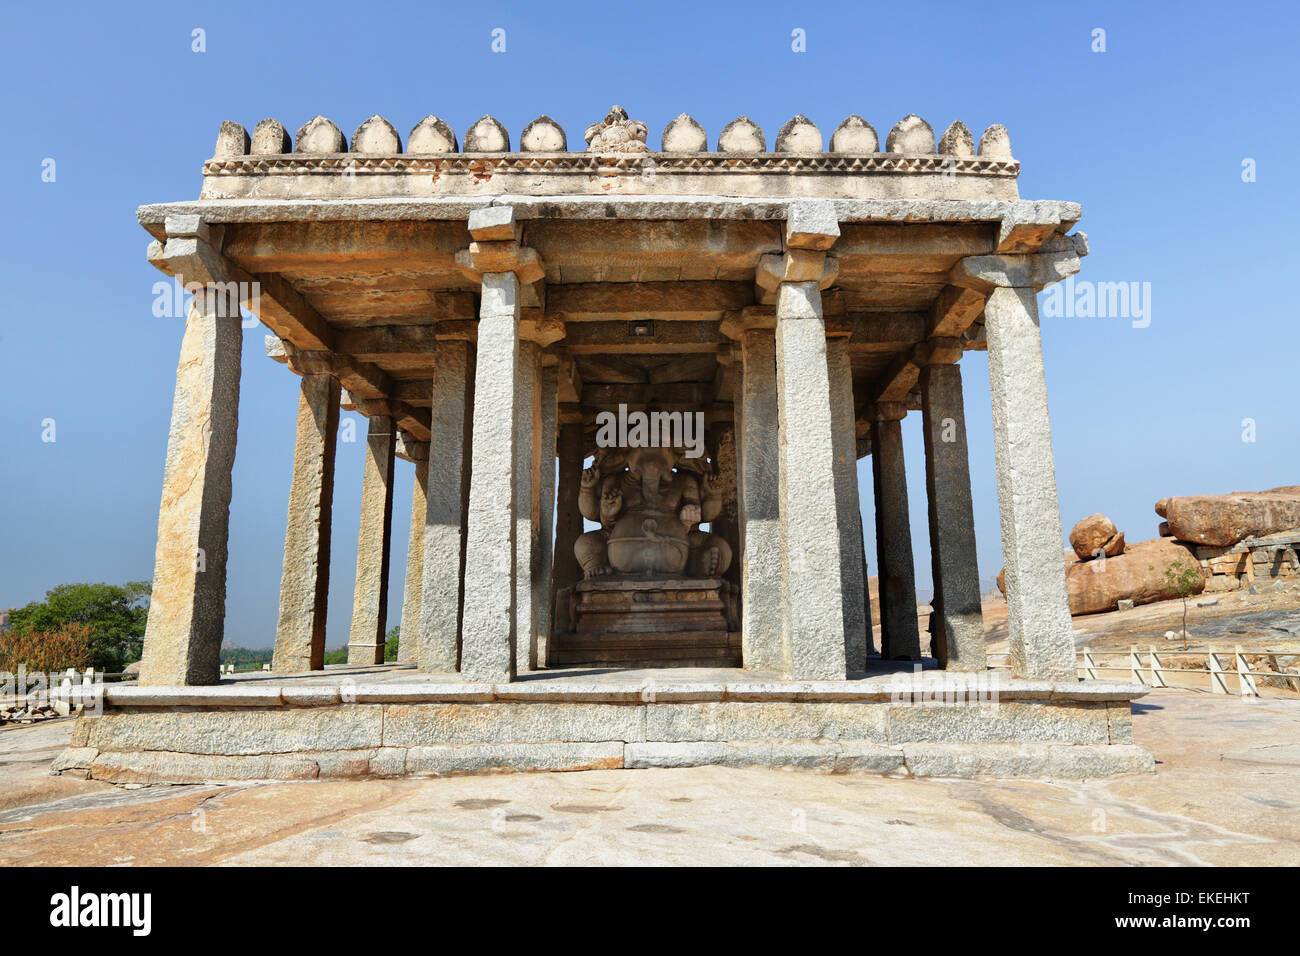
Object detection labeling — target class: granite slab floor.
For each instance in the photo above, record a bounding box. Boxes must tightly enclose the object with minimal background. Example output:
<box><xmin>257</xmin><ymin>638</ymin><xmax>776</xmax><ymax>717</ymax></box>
<box><xmin>1</xmin><ymin>688</ymin><xmax>1295</xmax><ymax>866</ymax></box>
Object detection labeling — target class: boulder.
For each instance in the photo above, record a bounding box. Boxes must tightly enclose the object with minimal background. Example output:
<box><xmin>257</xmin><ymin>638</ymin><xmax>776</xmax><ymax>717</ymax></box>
<box><xmin>1066</xmin><ymin>537</ymin><xmax>1204</xmax><ymax>615</ymax></box>
<box><xmin>1069</xmin><ymin>513</ymin><xmax>1125</xmax><ymax>560</ymax></box>
<box><xmin>1158</xmin><ymin>486</ymin><xmax>1300</xmax><ymax>546</ymax></box>
<box><xmin>996</xmin><ymin>549</ymin><xmax>1078</xmax><ymax>596</ymax></box>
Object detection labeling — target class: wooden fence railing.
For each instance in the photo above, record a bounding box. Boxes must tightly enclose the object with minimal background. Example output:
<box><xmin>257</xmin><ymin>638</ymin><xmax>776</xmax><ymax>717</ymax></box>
<box><xmin>987</xmin><ymin>645</ymin><xmax>1299</xmax><ymax>696</ymax></box>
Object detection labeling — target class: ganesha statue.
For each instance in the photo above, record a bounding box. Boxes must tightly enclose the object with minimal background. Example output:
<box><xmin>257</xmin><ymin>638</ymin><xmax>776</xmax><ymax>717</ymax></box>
<box><xmin>575</xmin><ymin>445</ymin><xmax>732</xmax><ymax>579</ymax></box>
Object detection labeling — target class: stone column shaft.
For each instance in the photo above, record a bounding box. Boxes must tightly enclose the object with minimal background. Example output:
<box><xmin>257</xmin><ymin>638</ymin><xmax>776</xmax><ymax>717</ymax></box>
<box><xmin>139</xmin><ymin>286</ymin><xmax>242</xmax><ymax>686</ymax></box>
<box><xmin>738</xmin><ymin>328</ymin><xmax>784</xmax><ymax>673</ymax></box>
<box><xmin>984</xmin><ymin>286</ymin><xmax>1075</xmax><ymax>679</ymax></box>
<box><xmin>514</xmin><ymin>342</ymin><xmax>542</xmax><ymax>672</ymax></box>
<box><xmin>534</xmin><ymin>366</ymin><xmax>558</xmax><ymax>666</ymax></box>
<box><xmin>711</xmin><ymin>419</ymin><xmax>741</xmax><ymax>593</ymax></box>
<box><xmin>872</xmin><ymin>417</ymin><xmax>921</xmax><ymax>660</ymax></box>
<box><xmin>826</xmin><ymin>338</ymin><xmax>869</xmax><ymax>670</ymax></box>
<box><xmin>398</xmin><ymin>459</ymin><xmax>428</xmax><ymax>664</ymax></box>
<box><xmin>272</xmin><ymin>371</ymin><xmax>339</xmax><ymax>673</ymax></box>
<box><xmin>347</xmin><ymin>414</ymin><xmax>396</xmax><ymax>664</ymax></box>
<box><xmin>418</xmin><ymin>340</ymin><xmax>475</xmax><ymax>672</ymax></box>
<box><xmin>459</xmin><ymin>272</ymin><xmax>521</xmax><ymax>681</ymax></box>
<box><xmin>920</xmin><ymin>362</ymin><xmax>986</xmax><ymax>671</ymax></box>
<box><xmin>774</xmin><ymin>281</ymin><xmax>848</xmax><ymax>679</ymax></box>
<box><xmin>550</xmin><ymin>422</ymin><xmax>584</xmax><ymax>643</ymax></box>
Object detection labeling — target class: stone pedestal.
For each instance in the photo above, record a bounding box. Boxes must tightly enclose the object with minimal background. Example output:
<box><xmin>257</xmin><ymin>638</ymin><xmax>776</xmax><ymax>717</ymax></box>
<box><xmin>273</xmin><ymin>371</ymin><xmax>339</xmax><ymax>673</ymax></box>
<box><xmin>573</xmin><ymin>577</ymin><xmax>731</xmax><ymax>633</ymax></box>
<box><xmin>347</xmin><ymin>414</ymin><xmax>396</xmax><ymax>665</ymax></box>
<box><xmin>139</xmin><ymin>286</ymin><xmax>242</xmax><ymax>687</ymax></box>
<box><xmin>552</xmin><ymin>577</ymin><xmax>740</xmax><ymax>667</ymax></box>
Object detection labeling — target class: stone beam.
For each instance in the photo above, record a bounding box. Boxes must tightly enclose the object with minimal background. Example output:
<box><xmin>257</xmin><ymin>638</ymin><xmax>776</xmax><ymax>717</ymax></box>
<box><xmin>829</xmin><ymin>312</ymin><xmax>928</xmax><ymax>352</ymax></box>
<box><xmin>562</xmin><ymin>320</ymin><xmax>721</xmax><ymax>354</ymax></box>
<box><xmin>929</xmin><ymin>285</ymin><xmax>986</xmax><ymax>339</ymax></box>
<box><xmin>547</xmin><ymin>281</ymin><xmax>753</xmax><ymax>320</ymax></box>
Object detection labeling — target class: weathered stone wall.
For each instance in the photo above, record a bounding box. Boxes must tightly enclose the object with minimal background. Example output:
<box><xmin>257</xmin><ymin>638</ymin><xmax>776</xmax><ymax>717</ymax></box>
<box><xmin>56</xmin><ymin>687</ymin><xmax>1151</xmax><ymax>783</ymax></box>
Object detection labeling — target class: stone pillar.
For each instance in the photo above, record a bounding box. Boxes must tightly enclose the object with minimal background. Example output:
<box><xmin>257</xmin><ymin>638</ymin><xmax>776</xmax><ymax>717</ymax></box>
<box><xmin>984</xmin><ymin>286</ymin><xmax>1075</xmax><ymax>679</ymax></box>
<box><xmin>514</xmin><ymin>342</ymin><xmax>542</xmax><ymax>672</ymax></box>
<box><xmin>919</xmin><ymin>354</ymin><xmax>986</xmax><ymax>671</ymax></box>
<box><xmin>272</xmin><ymin>368</ymin><xmax>340</xmax><ymax>673</ymax></box>
<box><xmin>347</xmin><ymin>413</ymin><xmax>396</xmax><ymax>665</ymax></box>
<box><xmin>774</xmin><ymin>281</ymin><xmax>848</xmax><ymax>679</ymax></box>
<box><xmin>826</xmin><ymin>337</ymin><xmax>869</xmax><ymax>670</ymax></box>
<box><xmin>138</xmin><ymin>285</ymin><xmax>242</xmax><ymax>686</ymax></box>
<box><xmin>534</xmin><ymin>366</ymin><xmax>558</xmax><ymax>666</ymax></box>
<box><xmin>418</xmin><ymin>340</ymin><xmax>474</xmax><ymax>672</ymax></box>
<box><xmin>711</xmin><ymin>419</ymin><xmax>741</xmax><ymax>593</ymax></box>
<box><xmin>398</xmin><ymin>457</ymin><xmax>428</xmax><ymax>664</ymax></box>
<box><xmin>459</xmin><ymin>272</ymin><xmax>521</xmax><ymax>681</ymax></box>
<box><xmin>550</xmin><ymin>421</ymin><xmax>584</xmax><ymax>643</ymax></box>
<box><xmin>738</xmin><ymin>328</ymin><xmax>784</xmax><ymax>673</ymax></box>
<box><xmin>871</xmin><ymin>409</ymin><xmax>921</xmax><ymax>660</ymax></box>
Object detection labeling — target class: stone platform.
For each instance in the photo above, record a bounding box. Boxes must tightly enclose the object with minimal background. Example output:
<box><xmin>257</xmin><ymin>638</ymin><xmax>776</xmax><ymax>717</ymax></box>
<box><xmin>52</xmin><ymin>664</ymin><xmax>1154</xmax><ymax>784</ymax></box>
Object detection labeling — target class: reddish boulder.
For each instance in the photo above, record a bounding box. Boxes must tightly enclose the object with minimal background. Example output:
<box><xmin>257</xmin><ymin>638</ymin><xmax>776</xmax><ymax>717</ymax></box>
<box><xmin>1069</xmin><ymin>513</ymin><xmax>1125</xmax><ymax>560</ymax></box>
<box><xmin>1159</xmin><ymin>486</ymin><xmax>1300</xmax><ymax>547</ymax></box>
<box><xmin>1066</xmin><ymin>537</ymin><xmax>1204</xmax><ymax>615</ymax></box>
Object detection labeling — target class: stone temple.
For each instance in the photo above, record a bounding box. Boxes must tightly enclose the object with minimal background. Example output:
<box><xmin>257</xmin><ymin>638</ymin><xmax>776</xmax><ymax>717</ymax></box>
<box><xmin>56</xmin><ymin>107</ymin><xmax>1153</xmax><ymax>782</ymax></box>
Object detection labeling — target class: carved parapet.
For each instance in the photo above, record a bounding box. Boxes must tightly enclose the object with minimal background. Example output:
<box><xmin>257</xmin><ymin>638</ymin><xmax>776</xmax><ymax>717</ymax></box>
<box><xmin>584</xmin><ymin>105</ymin><xmax>648</xmax><ymax>154</ymax></box>
<box><xmin>351</xmin><ymin>115</ymin><xmax>402</xmax><ymax>154</ymax></box>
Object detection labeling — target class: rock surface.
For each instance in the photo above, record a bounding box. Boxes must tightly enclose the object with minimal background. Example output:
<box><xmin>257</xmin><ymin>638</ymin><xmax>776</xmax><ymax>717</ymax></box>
<box><xmin>1065</xmin><ymin>537</ymin><xmax>1204</xmax><ymax>615</ymax></box>
<box><xmin>1158</xmin><ymin>486</ymin><xmax>1300</xmax><ymax>547</ymax></box>
<box><xmin>1069</xmin><ymin>513</ymin><xmax>1125</xmax><ymax>560</ymax></box>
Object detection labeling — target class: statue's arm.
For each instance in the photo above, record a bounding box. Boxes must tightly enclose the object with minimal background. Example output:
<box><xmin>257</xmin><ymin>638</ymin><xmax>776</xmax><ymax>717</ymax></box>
<box><xmin>679</xmin><ymin>474</ymin><xmax>702</xmax><ymax>526</ymax></box>
<box><xmin>598</xmin><ymin>475</ymin><xmax>623</xmax><ymax>527</ymax></box>
<box><xmin>578</xmin><ymin>464</ymin><xmax>601</xmax><ymax>521</ymax></box>
<box><xmin>700</xmin><ymin>470</ymin><xmax>723</xmax><ymax>523</ymax></box>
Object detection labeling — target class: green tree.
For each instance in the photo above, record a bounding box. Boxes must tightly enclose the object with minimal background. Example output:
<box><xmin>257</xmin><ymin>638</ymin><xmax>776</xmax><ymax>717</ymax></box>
<box><xmin>385</xmin><ymin>625</ymin><xmax>400</xmax><ymax>662</ymax></box>
<box><xmin>7</xmin><ymin>582</ymin><xmax>150</xmax><ymax>672</ymax></box>
<box><xmin>1162</xmin><ymin>561</ymin><xmax>1201</xmax><ymax>650</ymax></box>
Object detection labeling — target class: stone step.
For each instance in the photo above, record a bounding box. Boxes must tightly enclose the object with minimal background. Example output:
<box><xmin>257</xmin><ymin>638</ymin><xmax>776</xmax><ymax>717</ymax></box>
<box><xmin>549</xmin><ymin>629</ymin><xmax>740</xmax><ymax>668</ymax></box>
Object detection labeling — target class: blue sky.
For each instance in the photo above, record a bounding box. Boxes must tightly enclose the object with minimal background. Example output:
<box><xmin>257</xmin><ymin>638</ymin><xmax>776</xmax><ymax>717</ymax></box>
<box><xmin>2</xmin><ymin>0</ymin><xmax>1296</xmax><ymax>649</ymax></box>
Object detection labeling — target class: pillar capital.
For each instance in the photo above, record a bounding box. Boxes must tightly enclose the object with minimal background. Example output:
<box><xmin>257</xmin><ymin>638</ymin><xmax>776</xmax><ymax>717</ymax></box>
<box><xmin>147</xmin><ymin>216</ymin><xmax>244</xmax><ymax>289</ymax></box>
<box><xmin>912</xmin><ymin>336</ymin><xmax>964</xmax><ymax>366</ymax></box>
<box><xmin>395</xmin><ymin>432</ymin><xmax>429</xmax><ymax>463</ymax></box>
<box><xmin>869</xmin><ymin>400</ymin><xmax>907</xmax><ymax>422</ymax></box>
<box><xmin>949</xmin><ymin>232</ymin><xmax>1088</xmax><ymax>293</ymax></box>
<box><xmin>756</xmin><ymin>250</ymin><xmax>838</xmax><ymax>293</ymax></box>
